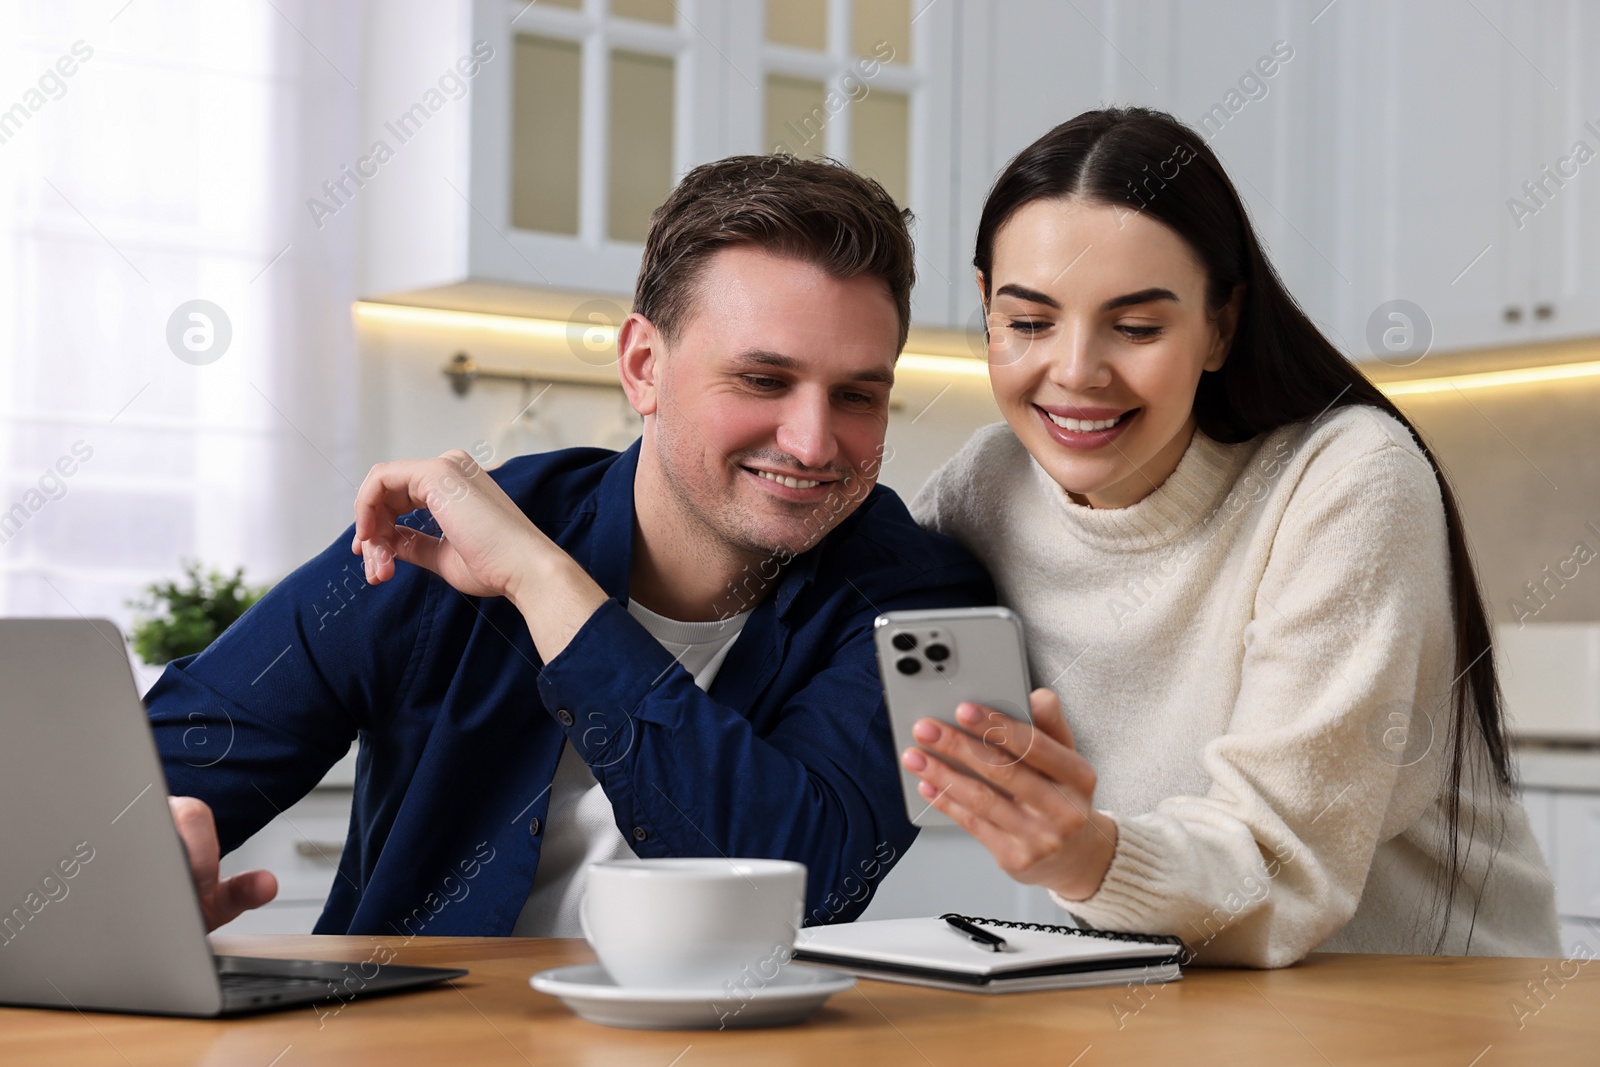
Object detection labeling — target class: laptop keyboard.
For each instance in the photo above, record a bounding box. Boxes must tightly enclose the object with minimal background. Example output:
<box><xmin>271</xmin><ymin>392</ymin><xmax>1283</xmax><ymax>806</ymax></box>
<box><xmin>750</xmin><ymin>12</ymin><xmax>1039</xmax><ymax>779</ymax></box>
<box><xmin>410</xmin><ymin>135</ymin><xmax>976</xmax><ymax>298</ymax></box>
<box><xmin>212</xmin><ymin>956</ymin><xmax>467</xmax><ymax>1014</ymax></box>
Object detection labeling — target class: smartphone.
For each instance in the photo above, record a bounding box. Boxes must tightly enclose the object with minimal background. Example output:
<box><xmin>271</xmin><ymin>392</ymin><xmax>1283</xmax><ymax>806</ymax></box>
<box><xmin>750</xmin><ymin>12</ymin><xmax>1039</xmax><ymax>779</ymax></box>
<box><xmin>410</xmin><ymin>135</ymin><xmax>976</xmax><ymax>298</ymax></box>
<box><xmin>873</xmin><ymin>607</ymin><xmax>1034</xmax><ymax>828</ymax></box>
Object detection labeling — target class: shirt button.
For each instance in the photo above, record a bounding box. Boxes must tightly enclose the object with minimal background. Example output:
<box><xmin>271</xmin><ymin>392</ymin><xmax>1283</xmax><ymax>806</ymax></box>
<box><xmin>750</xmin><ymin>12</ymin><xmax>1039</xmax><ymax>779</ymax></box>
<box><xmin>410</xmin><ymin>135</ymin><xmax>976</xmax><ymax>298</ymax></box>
<box><xmin>555</xmin><ymin>708</ymin><xmax>574</xmax><ymax>727</ymax></box>
<box><xmin>528</xmin><ymin>817</ymin><xmax>542</xmax><ymax>837</ymax></box>
<box><xmin>631</xmin><ymin>826</ymin><xmax>648</xmax><ymax>843</ymax></box>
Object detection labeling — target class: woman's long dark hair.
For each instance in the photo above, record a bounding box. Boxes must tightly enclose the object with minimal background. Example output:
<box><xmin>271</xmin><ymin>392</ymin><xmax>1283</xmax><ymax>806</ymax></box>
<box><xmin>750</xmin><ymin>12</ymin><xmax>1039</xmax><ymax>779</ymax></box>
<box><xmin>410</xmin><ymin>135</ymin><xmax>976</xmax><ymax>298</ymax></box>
<box><xmin>975</xmin><ymin>107</ymin><xmax>1509</xmax><ymax>951</ymax></box>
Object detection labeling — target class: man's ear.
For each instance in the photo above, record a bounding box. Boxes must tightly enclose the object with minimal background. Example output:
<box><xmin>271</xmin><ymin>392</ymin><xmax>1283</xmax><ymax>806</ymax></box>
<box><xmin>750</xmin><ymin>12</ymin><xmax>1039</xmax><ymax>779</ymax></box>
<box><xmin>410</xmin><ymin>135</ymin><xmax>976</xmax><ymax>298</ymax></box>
<box><xmin>1205</xmin><ymin>284</ymin><xmax>1245</xmax><ymax>372</ymax></box>
<box><xmin>616</xmin><ymin>312</ymin><xmax>661</xmax><ymax>416</ymax></box>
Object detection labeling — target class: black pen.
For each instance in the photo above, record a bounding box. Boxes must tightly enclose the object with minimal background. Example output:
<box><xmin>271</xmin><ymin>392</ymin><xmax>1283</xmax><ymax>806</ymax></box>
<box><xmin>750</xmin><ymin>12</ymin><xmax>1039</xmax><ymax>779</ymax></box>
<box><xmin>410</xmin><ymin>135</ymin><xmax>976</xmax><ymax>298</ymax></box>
<box><xmin>942</xmin><ymin>913</ymin><xmax>1007</xmax><ymax>952</ymax></box>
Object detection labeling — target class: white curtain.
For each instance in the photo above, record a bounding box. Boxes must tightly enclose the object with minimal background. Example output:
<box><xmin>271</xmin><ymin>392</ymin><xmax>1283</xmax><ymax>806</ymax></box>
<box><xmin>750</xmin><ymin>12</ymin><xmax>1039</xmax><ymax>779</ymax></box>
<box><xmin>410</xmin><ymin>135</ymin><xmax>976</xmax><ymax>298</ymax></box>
<box><xmin>0</xmin><ymin>0</ymin><xmax>366</xmax><ymax>666</ymax></box>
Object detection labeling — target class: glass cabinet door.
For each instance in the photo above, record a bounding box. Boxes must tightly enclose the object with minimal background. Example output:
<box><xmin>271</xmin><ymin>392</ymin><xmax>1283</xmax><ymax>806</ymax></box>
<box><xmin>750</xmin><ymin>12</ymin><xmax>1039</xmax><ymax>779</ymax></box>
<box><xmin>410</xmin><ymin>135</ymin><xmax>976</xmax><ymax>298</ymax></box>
<box><xmin>739</xmin><ymin>0</ymin><xmax>958</xmax><ymax>324</ymax></box>
<box><xmin>480</xmin><ymin>0</ymin><xmax>957</xmax><ymax>323</ymax></box>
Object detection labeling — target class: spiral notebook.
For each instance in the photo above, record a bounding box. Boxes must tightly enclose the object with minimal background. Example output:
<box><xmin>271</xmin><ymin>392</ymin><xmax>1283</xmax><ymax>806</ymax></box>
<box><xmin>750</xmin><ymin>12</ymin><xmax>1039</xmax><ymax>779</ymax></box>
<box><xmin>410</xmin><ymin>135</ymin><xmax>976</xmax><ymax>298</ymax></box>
<box><xmin>792</xmin><ymin>913</ymin><xmax>1187</xmax><ymax>994</ymax></box>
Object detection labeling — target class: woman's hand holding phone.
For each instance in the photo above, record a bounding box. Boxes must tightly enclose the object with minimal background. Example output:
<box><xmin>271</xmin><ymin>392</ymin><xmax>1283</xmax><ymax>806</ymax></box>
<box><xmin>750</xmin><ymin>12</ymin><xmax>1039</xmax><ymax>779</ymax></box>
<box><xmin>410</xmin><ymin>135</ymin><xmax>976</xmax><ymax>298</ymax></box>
<box><xmin>900</xmin><ymin>687</ymin><xmax>1119</xmax><ymax>902</ymax></box>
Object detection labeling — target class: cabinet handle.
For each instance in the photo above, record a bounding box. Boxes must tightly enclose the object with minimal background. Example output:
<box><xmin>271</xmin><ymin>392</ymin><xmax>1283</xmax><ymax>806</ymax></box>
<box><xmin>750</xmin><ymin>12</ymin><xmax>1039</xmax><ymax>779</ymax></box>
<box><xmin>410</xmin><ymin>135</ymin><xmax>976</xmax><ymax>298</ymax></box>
<box><xmin>1504</xmin><ymin>306</ymin><xmax>1524</xmax><ymax>323</ymax></box>
<box><xmin>1535</xmin><ymin>303</ymin><xmax>1555</xmax><ymax>320</ymax></box>
<box><xmin>294</xmin><ymin>840</ymin><xmax>344</xmax><ymax>862</ymax></box>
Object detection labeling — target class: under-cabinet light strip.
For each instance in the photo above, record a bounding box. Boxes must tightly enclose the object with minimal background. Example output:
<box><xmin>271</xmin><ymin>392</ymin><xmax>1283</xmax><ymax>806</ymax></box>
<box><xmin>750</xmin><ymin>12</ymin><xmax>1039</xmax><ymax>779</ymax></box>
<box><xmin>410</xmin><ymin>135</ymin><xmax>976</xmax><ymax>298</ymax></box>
<box><xmin>356</xmin><ymin>303</ymin><xmax>1600</xmax><ymax>393</ymax></box>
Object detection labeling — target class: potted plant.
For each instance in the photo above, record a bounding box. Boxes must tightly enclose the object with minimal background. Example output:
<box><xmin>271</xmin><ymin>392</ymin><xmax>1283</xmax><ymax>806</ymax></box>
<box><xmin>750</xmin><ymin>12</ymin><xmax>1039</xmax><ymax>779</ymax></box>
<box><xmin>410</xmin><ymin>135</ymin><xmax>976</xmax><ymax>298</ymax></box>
<box><xmin>127</xmin><ymin>560</ymin><xmax>269</xmax><ymax>668</ymax></box>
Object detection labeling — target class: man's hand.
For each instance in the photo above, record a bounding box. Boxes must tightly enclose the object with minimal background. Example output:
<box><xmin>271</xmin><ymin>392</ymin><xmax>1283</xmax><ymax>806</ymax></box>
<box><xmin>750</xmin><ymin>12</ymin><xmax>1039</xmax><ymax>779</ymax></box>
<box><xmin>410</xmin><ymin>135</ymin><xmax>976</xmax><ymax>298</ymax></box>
<box><xmin>353</xmin><ymin>450</ymin><xmax>546</xmax><ymax>601</ymax></box>
<box><xmin>352</xmin><ymin>450</ymin><xmax>608</xmax><ymax>662</ymax></box>
<box><xmin>168</xmin><ymin>796</ymin><xmax>277</xmax><ymax>932</ymax></box>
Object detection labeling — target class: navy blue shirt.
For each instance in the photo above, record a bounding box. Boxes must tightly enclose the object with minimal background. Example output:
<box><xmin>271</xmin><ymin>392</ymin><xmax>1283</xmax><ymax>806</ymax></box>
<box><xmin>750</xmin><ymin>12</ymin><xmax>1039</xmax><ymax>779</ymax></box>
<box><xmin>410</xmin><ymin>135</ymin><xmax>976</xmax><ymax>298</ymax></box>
<box><xmin>147</xmin><ymin>442</ymin><xmax>992</xmax><ymax>935</ymax></box>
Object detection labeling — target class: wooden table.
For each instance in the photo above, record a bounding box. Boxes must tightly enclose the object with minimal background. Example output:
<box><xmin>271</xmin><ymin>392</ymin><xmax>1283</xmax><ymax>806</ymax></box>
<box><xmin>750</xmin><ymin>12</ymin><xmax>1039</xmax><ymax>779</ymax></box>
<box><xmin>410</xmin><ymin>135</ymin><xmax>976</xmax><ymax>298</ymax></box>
<box><xmin>2</xmin><ymin>936</ymin><xmax>1595</xmax><ymax>1065</ymax></box>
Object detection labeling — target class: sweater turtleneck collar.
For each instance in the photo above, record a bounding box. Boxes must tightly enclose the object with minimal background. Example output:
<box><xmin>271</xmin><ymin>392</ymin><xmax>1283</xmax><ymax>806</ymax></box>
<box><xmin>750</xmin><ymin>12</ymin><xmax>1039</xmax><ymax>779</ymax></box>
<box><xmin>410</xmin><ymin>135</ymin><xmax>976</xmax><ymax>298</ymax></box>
<box><xmin>1027</xmin><ymin>426</ymin><xmax>1250</xmax><ymax>552</ymax></box>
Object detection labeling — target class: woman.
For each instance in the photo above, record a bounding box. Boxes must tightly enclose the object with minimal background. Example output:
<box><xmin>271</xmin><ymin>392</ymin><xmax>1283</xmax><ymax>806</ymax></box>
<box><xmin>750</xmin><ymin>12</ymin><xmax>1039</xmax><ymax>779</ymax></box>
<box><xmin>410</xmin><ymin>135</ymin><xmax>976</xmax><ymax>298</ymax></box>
<box><xmin>904</xmin><ymin>108</ymin><xmax>1559</xmax><ymax>966</ymax></box>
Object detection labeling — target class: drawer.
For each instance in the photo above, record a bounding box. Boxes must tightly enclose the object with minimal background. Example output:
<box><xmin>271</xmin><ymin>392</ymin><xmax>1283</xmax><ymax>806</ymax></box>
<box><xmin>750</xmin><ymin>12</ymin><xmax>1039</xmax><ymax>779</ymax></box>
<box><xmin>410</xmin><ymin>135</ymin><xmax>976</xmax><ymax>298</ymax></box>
<box><xmin>218</xmin><ymin>789</ymin><xmax>354</xmax><ymax>906</ymax></box>
<box><xmin>1554</xmin><ymin>792</ymin><xmax>1600</xmax><ymax>919</ymax></box>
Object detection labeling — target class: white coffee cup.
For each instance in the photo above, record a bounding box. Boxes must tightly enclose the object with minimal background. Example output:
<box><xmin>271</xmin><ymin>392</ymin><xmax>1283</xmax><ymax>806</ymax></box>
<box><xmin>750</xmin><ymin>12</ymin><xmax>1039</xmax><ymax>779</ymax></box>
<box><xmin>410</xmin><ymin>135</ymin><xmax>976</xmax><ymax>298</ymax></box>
<box><xmin>580</xmin><ymin>857</ymin><xmax>806</xmax><ymax>989</ymax></box>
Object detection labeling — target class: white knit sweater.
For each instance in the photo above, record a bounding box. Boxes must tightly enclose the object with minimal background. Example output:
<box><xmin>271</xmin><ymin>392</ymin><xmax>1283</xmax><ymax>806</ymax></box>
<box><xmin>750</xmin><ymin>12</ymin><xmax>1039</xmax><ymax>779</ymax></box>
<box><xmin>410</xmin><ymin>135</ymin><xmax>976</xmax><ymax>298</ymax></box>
<box><xmin>912</xmin><ymin>406</ymin><xmax>1559</xmax><ymax>966</ymax></box>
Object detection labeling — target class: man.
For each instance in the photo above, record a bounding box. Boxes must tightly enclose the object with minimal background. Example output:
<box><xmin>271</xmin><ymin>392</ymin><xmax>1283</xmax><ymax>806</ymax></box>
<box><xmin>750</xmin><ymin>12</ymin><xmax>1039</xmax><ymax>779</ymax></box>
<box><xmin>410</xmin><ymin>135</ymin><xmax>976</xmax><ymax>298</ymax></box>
<box><xmin>149</xmin><ymin>155</ymin><xmax>992</xmax><ymax>937</ymax></box>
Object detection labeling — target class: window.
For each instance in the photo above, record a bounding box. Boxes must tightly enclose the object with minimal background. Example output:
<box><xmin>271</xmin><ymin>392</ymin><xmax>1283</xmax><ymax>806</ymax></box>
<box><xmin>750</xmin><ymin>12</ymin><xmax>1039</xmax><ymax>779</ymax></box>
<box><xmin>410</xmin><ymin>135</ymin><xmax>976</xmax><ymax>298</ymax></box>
<box><xmin>0</xmin><ymin>2</ymin><xmax>364</xmax><ymax>648</ymax></box>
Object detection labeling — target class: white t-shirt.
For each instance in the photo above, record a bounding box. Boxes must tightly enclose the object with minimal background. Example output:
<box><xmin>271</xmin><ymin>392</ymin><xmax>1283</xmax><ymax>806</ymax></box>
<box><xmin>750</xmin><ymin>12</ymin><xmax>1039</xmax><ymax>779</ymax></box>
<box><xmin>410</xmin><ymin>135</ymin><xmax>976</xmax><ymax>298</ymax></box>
<box><xmin>510</xmin><ymin>600</ymin><xmax>751</xmax><ymax>936</ymax></box>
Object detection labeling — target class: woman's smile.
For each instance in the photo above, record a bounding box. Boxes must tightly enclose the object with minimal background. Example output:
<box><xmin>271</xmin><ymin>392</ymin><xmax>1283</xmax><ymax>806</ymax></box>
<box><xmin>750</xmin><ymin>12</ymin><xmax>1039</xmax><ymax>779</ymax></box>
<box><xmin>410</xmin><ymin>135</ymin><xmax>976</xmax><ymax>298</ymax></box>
<box><xmin>1033</xmin><ymin>404</ymin><xmax>1141</xmax><ymax>450</ymax></box>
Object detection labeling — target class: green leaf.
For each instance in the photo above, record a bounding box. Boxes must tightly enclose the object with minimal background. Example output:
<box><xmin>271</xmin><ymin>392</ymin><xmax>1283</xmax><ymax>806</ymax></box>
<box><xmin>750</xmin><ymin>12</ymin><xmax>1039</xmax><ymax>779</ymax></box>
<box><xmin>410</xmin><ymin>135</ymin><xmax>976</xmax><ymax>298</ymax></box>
<box><xmin>126</xmin><ymin>559</ymin><xmax>270</xmax><ymax>665</ymax></box>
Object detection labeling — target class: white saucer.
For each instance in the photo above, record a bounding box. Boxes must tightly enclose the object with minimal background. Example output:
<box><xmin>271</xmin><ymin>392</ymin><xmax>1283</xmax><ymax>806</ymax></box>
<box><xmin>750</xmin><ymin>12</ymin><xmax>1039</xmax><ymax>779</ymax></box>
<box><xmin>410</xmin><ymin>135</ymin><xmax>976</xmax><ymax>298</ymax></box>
<box><xmin>529</xmin><ymin>962</ymin><xmax>855</xmax><ymax>1030</ymax></box>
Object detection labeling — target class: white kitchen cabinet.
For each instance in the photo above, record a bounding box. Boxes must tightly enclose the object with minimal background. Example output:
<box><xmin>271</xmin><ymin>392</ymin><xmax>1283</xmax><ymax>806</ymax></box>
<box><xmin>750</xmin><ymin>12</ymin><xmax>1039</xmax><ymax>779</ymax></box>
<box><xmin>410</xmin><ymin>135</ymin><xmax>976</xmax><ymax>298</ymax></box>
<box><xmin>1521</xmin><ymin>787</ymin><xmax>1556</xmax><ymax>870</ymax></box>
<box><xmin>1515</xmin><ymin>0</ymin><xmax>1600</xmax><ymax>345</ymax></box>
<box><xmin>1553</xmin><ymin>790</ymin><xmax>1600</xmax><ymax>920</ymax></box>
<box><xmin>1294</xmin><ymin>0</ymin><xmax>1600</xmax><ymax>356</ymax></box>
<box><xmin>947</xmin><ymin>0</ymin><xmax>1600</xmax><ymax>358</ymax></box>
<box><xmin>1311</xmin><ymin>0</ymin><xmax>1530</xmax><ymax>358</ymax></box>
<box><xmin>859</xmin><ymin>825</ymin><xmax>1060</xmax><ymax>924</ymax></box>
<box><xmin>365</xmin><ymin>1</ymin><xmax>1600</xmax><ymax>351</ymax></box>
<box><xmin>1558</xmin><ymin>918</ymin><xmax>1600</xmax><ymax>959</ymax></box>
<box><xmin>1499</xmin><ymin>624</ymin><xmax>1600</xmax><ymax>740</ymax></box>
<box><xmin>212</xmin><ymin>788</ymin><xmax>354</xmax><ymax>937</ymax></box>
<box><xmin>1520</xmin><ymin>780</ymin><xmax>1600</xmax><ymax>957</ymax></box>
<box><xmin>721</xmin><ymin>0</ymin><xmax>960</xmax><ymax>326</ymax></box>
<box><xmin>457</xmin><ymin>0</ymin><xmax>728</xmax><ymax>296</ymax></box>
<box><xmin>947</xmin><ymin>1</ymin><xmax>1357</xmax><ymax>348</ymax></box>
<box><xmin>1205</xmin><ymin>0</ymin><xmax>1598</xmax><ymax>357</ymax></box>
<box><xmin>1511</xmin><ymin>783</ymin><xmax>1600</xmax><ymax>959</ymax></box>
<box><xmin>364</xmin><ymin>0</ymin><xmax>962</xmax><ymax>322</ymax></box>
<box><xmin>947</xmin><ymin>0</ymin><xmax>1104</xmax><ymax>334</ymax></box>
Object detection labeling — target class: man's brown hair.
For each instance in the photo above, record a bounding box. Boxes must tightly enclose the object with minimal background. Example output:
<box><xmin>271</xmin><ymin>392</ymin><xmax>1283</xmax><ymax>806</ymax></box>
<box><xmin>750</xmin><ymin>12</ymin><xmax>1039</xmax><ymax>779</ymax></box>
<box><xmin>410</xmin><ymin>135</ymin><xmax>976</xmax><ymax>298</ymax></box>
<box><xmin>634</xmin><ymin>155</ymin><xmax>915</xmax><ymax>350</ymax></box>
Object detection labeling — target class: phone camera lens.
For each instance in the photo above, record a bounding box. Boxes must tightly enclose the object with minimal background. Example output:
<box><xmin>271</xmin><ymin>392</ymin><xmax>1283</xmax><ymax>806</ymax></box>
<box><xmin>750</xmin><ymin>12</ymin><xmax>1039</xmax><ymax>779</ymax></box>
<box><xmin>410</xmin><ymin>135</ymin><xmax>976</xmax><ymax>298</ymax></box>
<box><xmin>891</xmin><ymin>632</ymin><xmax>917</xmax><ymax>651</ymax></box>
<box><xmin>895</xmin><ymin>656</ymin><xmax>922</xmax><ymax>675</ymax></box>
<box><xmin>924</xmin><ymin>643</ymin><xmax>950</xmax><ymax>663</ymax></box>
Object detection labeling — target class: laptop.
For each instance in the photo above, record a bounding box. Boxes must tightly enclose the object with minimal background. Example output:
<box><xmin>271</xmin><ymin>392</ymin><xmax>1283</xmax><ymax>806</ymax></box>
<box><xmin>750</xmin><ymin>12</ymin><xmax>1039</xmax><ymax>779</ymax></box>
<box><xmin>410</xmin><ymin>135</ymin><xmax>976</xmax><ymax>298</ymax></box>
<box><xmin>0</xmin><ymin>617</ymin><xmax>467</xmax><ymax>1017</ymax></box>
